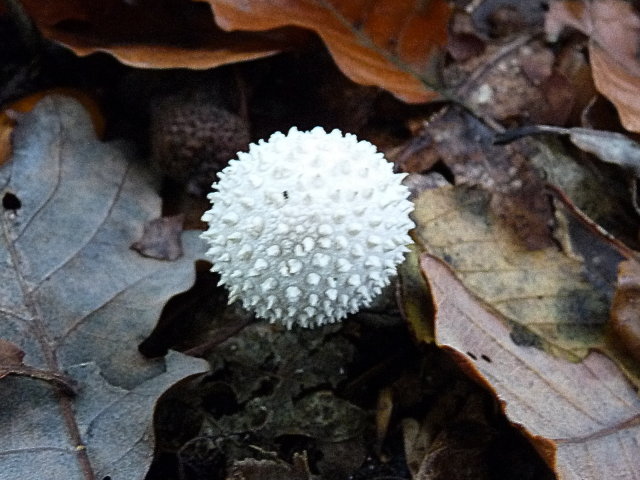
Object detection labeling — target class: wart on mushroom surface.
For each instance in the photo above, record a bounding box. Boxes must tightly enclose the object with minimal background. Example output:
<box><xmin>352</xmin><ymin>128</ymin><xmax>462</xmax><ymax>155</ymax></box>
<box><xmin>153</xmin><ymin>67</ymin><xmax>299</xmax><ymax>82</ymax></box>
<box><xmin>201</xmin><ymin>127</ymin><xmax>414</xmax><ymax>328</ymax></box>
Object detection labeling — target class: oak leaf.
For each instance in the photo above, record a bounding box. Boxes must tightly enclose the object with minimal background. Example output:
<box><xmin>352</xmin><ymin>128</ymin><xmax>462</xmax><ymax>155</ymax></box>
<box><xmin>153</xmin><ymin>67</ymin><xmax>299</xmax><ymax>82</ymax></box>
<box><xmin>412</xmin><ymin>185</ymin><xmax>597</xmax><ymax>356</ymax></box>
<box><xmin>0</xmin><ymin>96</ymin><xmax>208</xmax><ymax>479</ymax></box>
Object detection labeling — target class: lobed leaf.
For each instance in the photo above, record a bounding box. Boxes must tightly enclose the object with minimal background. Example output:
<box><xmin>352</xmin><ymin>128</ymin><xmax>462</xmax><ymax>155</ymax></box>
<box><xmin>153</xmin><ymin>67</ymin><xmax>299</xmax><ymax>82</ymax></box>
<box><xmin>0</xmin><ymin>96</ymin><xmax>208</xmax><ymax>479</ymax></box>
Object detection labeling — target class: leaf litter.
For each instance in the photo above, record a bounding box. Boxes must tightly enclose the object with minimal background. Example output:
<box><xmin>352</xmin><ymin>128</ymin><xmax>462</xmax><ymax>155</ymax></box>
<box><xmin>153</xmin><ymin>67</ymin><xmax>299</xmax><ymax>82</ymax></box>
<box><xmin>411</xmin><ymin>185</ymin><xmax>613</xmax><ymax>362</ymax></box>
<box><xmin>3</xmin><ymin>1</ymin><xmax>640</xmax><ymax>479</ymax></box>
<box><xmin>546</xmin><ymin>0</ymin><xmax>640</xmax><ymax>133</ymax></box>
<box><xmin>422</xmin><ymin>254</ymin><xmax>640</xmax><ymax>480</ymax></box>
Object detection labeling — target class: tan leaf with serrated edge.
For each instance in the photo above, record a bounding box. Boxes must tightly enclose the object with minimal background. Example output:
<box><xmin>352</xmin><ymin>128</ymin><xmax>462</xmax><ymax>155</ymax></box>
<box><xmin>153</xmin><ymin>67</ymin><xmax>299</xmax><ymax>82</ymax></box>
<box><xmin>202</xmin><ymin>0</ymin><xmax>451</xmax><ymax>103</ymax></box>
<box><xmin>421</xmin><ymin>253</ymin><xmax>640</xmax><ymax>479</ymax></box>
<box><xmin>412</xmin><ymin>185</ymin><xmax>609</xmax><ymax>362</ymax></box>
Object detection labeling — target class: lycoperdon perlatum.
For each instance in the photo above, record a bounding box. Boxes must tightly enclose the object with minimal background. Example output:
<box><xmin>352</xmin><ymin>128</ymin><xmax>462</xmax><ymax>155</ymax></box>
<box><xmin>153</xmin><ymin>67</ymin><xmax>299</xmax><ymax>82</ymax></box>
<box><xmin>201</xmin><ymin>127</ymin><xmax>414</xmax><ymax>328</ymax></box>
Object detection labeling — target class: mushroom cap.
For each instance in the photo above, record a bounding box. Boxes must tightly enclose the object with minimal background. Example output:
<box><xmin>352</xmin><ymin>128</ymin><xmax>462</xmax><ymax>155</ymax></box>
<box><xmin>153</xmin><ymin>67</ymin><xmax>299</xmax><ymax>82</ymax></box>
<box><xmin>201</xmin><ymin>127</ymin><xmax>414</xmax><ymax>328</ymax></box>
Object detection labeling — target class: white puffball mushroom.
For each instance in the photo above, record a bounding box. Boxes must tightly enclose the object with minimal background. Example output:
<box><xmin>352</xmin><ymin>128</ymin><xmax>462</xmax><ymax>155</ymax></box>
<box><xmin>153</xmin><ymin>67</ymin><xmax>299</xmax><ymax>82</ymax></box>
<box><xmin>200</xmin><ymin>126</ymin><xmax>414</xmax><ymax>328</ymax></box>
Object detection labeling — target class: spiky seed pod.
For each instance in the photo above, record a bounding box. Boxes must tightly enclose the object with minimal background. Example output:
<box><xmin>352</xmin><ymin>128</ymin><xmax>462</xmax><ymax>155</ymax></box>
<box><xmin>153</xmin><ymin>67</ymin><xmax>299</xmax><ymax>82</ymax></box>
<box><xmin>201</xmin><ymin>127</ymin><xmax>414</xmax><ymax>328</ymax></box>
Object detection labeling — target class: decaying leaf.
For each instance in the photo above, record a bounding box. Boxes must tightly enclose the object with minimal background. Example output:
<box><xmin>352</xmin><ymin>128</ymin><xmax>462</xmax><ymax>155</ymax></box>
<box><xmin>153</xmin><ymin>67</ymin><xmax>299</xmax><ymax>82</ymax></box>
<box><xmin>0</xmin><ymin>338</ymin><xmax>75</xmax><ymax>394</ymax></box>
<box><xmin>546</xmin><ymin>0</ymin><xmax>640</xmax><ymax>132</ymax></box>
<box><xmin>0</xmin><ymin>338</ymin><xmax>25</xmax><ymax>379</ymax></box>
<box><xmin>524</xmin><ymin>131</ymin><xmax>634</xmax><ymax>241</ymax></box>
<box><xmin>397</xmin><ymin>244</ymin><xmax>435</xmax><ymax>343</ymax></box>
<box><xmin>611</xmin><ymin>259</ymin><xmax>640</xmax><ymax>363</ymax></box>
<box><xmin>227</xmin><ymin>453</ymin><xmax>315</xmax><ymax>480</ymax></box>
<box><xmin>470</xmin><ymin>0</ymin><xmax>547</xmax><ymax>36</ymax></box>
<box><xmin>131</xmin><ymin>214</ymin><xmax>185</xmax><ymax>261</ymax></box>
<box><xmin>497</xmin><ymin>124</ymin><xmax>640</xmax><ymax>178</ymax></box>
<box><xmin>411</xmin><ymin>185</ymin><xmax>615</xmax><ymax>363</ymax></box>
<box><xmin>203</xmin><ymin>0</ymin><xmax>452</xmax><ymax>103</ymax></box>
<box><xmin>19</xmin><ymin>0</ymin><xmax>300</xmax><ymax>69</ymax></box>
<box><xmin>155</xmin><ymin>321</ymin><xmax>367</xmax><ymax>478</ymax></box>
<box><xmin>402</xmin><ymin>388</ymin><xmax>494</xmax><ymax>480</ymax></box>
<box><xmin>400</xmin><ymin>107</ymin><xmax>555</xmax><ymax>250</ymax></box>
<box><xmin>451</xmin><ymin>37</ymin><xmax>575</xmax><ymax>126</ymax></box>
<box><xmin>421</xmin><ymin>253</ymin><xmax>640</xmax><ymax>479</ymax></box>
<box><xmin>1</xmin><ymin>89</ymin><xmax>105</xmax><ymax>168</ymax></box>
<box><xmin>0</xmin><ymin>96</ymin><xmax>208</xmax><ymax>479</ymax></box>
<box><xmin>398</xmin><ymin>349</ymin><xmax>555</xmax><ymax>480</ymax></box>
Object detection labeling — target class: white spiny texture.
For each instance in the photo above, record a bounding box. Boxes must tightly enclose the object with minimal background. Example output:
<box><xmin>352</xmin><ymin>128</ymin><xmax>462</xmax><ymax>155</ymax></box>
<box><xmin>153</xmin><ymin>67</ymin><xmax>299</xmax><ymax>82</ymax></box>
<box><xmin>201</xmin><ymin>127</ymin><xmax>414</xmax><ymax>328</ymax></box>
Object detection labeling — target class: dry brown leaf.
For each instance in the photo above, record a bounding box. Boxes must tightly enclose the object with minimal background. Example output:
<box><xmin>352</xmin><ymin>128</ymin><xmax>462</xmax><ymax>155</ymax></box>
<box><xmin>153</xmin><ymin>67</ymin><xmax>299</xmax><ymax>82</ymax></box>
<box><xmin>452</xmin><ymin>37</ymin><xmax>575</xmax><ymax>126</ymax></box>
<box><xmin>421</xmin><ymin>253</ymin><xmax>640</xmax><ymax>479</ymax></box>
<box><xmin>0</xmin><ymin>339</ymin><xmax>25</xmax><ymax>377</ymax></box>
<box><xmin>546</xmin><ymin>0</ymin><xmax>640</xmax><ymax>132</ymax></box>
<box><xmin>401</xmin><ymin>107</ymin><xmax>554</xmax><ymax>250</ymax></box>
<box><xmin>131</xmin><ymin>214</ymin><xmax>185</xmax><ymax>261</ymax></box>
<box><xmin>202</xmin><ymin>0</ymin><xmax>452</xmax><ymax>103</ymax></box>
<box><xmin>20</xmin><ymin>0</ymin><xmax>302</xmax><ymax>69</ymax></box>
<box><xmin>227</xmin><ymin>453</ymin><xmax>315</xmax><ymax>480</ymax></box>
<box><xmin>0</xmin><ymin>113</ymin><xmax>12</xmax><ymax>168</ymax></box>
<box><xmin>611</xmin><ymin>260</ymin><xmax>640</xmax><ymax>363</ymax></box>
<box><xmin>0</xmin><ymin>338</ymin><xmax>75</xmax><ymax>394</ymax></box>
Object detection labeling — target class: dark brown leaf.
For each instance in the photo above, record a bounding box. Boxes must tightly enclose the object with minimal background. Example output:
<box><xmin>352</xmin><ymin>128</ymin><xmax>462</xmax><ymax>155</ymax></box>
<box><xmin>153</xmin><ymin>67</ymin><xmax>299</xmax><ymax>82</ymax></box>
<box><xmin>20</xmin><ymin>0</ymin><xmax>303</xmax><ymax>69</ymax></box>
<box><xmin>611</xmin><ymin>259</ymin><xmax>640</xmax><ymax>363</ymax></box>
<box><xmin>0</xmin><ymin>339</ymin><xmax>24</xmax><ymax>374</ymax></box>
<box><xmin>546</xmin><ymin>0</ymin><xmax>640</xmax><ymax>132</ymax></box>
<box><xmin>451</xmin><ymin>37</ymin><xmax>574</xmax><ymax>126</ymax></box>
<box><xmin>402</xmin><ymin>107</ymin><xmax>554</xmax><ymax>249</ymax></box>
<box><xmin>227</xmin><ymin>453</ymin><xmax>315</xmax><ymax>480</ymax></box>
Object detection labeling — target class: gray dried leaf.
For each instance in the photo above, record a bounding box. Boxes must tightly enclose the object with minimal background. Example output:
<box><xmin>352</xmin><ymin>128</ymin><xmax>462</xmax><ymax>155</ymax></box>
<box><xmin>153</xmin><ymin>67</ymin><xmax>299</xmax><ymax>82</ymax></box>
<box><xmin>0</xmin><ymin>96</ymin><xmax>208</xmax><ymax>480</ymax></box>
<box><xmin>496</xmin><ymin>125</ymin><xmax>640</xmax><ymax>176</ymax></box>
